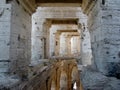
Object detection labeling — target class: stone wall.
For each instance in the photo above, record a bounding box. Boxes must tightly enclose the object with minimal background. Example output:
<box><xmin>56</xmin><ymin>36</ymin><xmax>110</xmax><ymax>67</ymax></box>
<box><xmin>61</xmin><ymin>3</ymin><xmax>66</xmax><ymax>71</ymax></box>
<box><xmin>101</xmin><ymin>0</ymin><xmax>120</xmax><ymax>77</ymax></box>
<box><xmin>60</xmin><ymin>33</ymin><xmax>67</xmax><ymax>56</ymax></box>
<box><xmin>0</xmin><ymin>0</ymin><xmax>33</xmax><ymax>89</ymax></box>
<box><xmin>71</xmin><ymin>36</ymin><xmax>80</xmax><ymax>56</ymax></box>
<box><xmin>9</xmin><ymin>0</ymin><xmax>32</xmax><ymax>77</ymax></box>
<box><xmin>87</xmin><ymin>0</ymin><xmax>120</xmax><ymax>76</ymax></box>
<box><xmin>0</xmin><ymin>2</ymin><xmax>11</xmax><ymax>73</ymax></box>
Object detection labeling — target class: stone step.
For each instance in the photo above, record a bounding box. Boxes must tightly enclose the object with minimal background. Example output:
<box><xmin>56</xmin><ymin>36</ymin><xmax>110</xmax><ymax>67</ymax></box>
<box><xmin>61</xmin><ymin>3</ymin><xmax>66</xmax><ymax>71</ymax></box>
<box><xmin>0</xmin><ymin>61</ymin><xmax>9</xmax><ymax>73</ymax></box>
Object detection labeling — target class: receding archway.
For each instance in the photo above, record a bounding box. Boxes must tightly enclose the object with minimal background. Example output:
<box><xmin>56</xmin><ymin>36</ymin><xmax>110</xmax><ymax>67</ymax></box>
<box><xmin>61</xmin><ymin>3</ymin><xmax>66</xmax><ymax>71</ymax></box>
<box><xmin>60</xmin><ymin>71</ymin><xmax>68</xmax><ymax>90</ymax></box>
<box><xmin>51</xmin><ymin>80</ymin><xmax>56</xmax><ymax>90</ymax></box>
<box><xmin>71</xmin><ymin>66</ymin><xmax>80</xmax><ymax>90</ymax></box>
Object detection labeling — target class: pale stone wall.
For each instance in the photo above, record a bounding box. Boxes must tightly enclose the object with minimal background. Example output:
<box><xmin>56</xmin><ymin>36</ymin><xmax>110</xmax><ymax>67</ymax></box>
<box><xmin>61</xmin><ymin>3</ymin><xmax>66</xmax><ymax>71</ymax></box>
<box><xmin>0</xmin><ymin>3</ymin><xmax>11</xmax><ymax>73</ymax></box>
<box><xmin>66</xmin><ymin>36</ymin><xmax>72</xmax><ymax>56</ymax></box>
<box><xmin>60</xmin><ymin>33</ymin><xmax>67</xmax><ymax>56</ymax></box>
<box><xmin>0</xmin><ymin>0</ymin><xmax>32</xmax><ymax>89</ymax></box>
<box><xmin>71</xmin><ymin>36</ymin><xmax>80</xmax><ymax>55</ymax></box>
<box><xmin>9</xmin><ymin>0</ymin><xmax>32</xmax><ymax>76</ymax></box>
<box><xmin>0</xmin><ymin>0</ymin><xmax>6</xmax><ymax>4</ymax></box>
<box><xmin>88</xmin><ymin>0</ymin><xmax>120</xmax><ymax>76</ymax></box>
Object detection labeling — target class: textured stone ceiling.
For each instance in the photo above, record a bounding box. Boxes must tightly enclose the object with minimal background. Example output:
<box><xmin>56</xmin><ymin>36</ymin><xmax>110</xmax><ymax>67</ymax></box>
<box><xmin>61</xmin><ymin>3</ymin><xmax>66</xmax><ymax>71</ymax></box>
<box><xmin>57</xmin><ymin>30</ymin><xmax>78</xmax><ymax>32</ymax></box>
<box><xmin>51</xmin><ymin>19</ymin><xmax>78</xmax><ymax>25</ymax></box>
<box><xmin>35</xmin><ymin>0</ymin><xmax>82</xmax><ymax>3</ymax></box>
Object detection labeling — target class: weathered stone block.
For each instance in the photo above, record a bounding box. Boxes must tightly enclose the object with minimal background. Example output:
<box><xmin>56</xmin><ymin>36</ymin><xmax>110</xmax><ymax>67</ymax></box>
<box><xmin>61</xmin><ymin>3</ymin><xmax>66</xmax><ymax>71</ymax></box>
<box><xmin>0</xmin><ymin>4</ymin><xmax>11</xmax><ymax>21</ymax></box>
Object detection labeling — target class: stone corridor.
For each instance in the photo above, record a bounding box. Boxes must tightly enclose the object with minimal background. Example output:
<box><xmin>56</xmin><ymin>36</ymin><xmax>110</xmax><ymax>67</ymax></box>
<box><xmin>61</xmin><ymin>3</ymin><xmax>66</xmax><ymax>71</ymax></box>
<box><xmin>0</xmin><ymin>0</ymin><xmax>120</xmax><ymax>90</ymax></box>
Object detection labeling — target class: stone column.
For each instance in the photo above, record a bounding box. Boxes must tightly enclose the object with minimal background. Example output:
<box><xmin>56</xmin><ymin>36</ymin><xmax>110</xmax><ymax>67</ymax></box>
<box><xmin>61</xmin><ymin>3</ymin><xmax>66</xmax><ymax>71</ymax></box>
<box><xmin>77</xmin><ymin>36</ymin><xmax>81</xmax><ymax>54</ymax></box>
<box><xmin>60</xmin><ymin>33</ymin><xmax>67</xmax><ymax>56</ymax></box>
<box><xmin>10</xmin><ymin>0</ymin><xmax>32</xmax><ymax>78</ymax></box>
<box><xmin>78</xmin><ymin>18</ymin><xmax>92</xmax><ymax>65</ymax></box>
<box><xmin>44</xmin><ymin>20</ymin><xmax>51</xmax><ymax>58</ymax></box>
<box><xmin>71</xmin><ymin>36</ymin><xmax>79</xmax><ymax>55</ymax></box>
<box><xmin>74</xmin><ymin>36</ymin><xmax>80</xmax><ymax>56</ymax></box>
<box><xmin>66</xmin><ymin>36</ymin><xmax>72</xmax><ymax>56</ymax></box>
<box><xmin>31</xmin><ymin>16</ymin><xmax>46</xmax><ymax>64</ymax></box>
<box><xmin>0</xmin><ymin>0</ymin><xmax>35</xmax><ymax>80</ymax></box>
<box><xmin>49</xmin><ymin>26</ymin><xmax>57</xmax><ymax>57</ymax></box>
<box><xmin>55</xmin><ymin>32</ymin><xmax>61</xmax><ymax>56</ymax></box>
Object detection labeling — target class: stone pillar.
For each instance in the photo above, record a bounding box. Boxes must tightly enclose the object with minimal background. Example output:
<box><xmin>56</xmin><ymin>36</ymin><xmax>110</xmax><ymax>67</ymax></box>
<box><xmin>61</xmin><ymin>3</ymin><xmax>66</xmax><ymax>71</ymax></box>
<box><xmin>66</xmin><ymin>36</ymin><xmax>72</xmax><ymax>56</ymax></box>
<box><xmin>49</xmin><ymin>26</ymin><xmax>57</xmax><ymax>57</ymax></box>
<box><xmin>55</xmin><ymin>32</ymin><xmax>61</xmax><ymax>56</ymax></box>
<box><xmin>83</xmin><ymin>0</ymin><xmax>120</xmax><ymax>76</ymax></box>
<box><xmin>31</xmin><ymin>16</ymin><xmax>45</xmax><ymax>64</ymax></box>
<box><xmin>0</xmin><ymin>0</ymin><xmax>35</xmax><ymax>81</ymax></box>
<box><xmin>71</xmin><ymin>36</ymin><xmax>79</xmax><ymax>55</ymax></box>
<box><xmin>9</xmin><ymin>0</ymin><xmax>34</xmax><ymax>78</ymax></box>
<box><xmin>71</xmin><ymin>36</ymin><xmax>81</xmax><ymax>57</ymax></box>
<box><xmin>60</xmin><ymin>33</ymin><xmax>67</xmax><ymax>56</ymax></box>
<box><xmin>78</xmin><ymin>18</ymin><xmax>92</xmax><ymax>65</ymax></box>
<box><xmin>77</xmin><ymin>36</ymin><xmax>81</xmax><ymax>54</ymax></box>
<box><xmin>44</xmin><ymin>20</ymin><xmax>51</xmax><ymax>58</ymax></box>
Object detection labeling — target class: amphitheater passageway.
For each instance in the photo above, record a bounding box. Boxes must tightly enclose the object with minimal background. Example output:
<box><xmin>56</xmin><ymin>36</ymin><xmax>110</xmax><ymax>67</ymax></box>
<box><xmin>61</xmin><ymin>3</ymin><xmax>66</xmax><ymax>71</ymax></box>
<box><xmin>0</xmin><ymin>0</ymin><xmax>120</xmax><ymax>90</ymax></box>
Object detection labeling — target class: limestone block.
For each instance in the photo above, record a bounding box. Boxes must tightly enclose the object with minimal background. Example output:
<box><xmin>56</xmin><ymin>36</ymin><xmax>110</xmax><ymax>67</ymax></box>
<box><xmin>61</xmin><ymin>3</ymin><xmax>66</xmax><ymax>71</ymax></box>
<box><xmin>36</xmin><ymin>7</ymin><xmax>83</xmax><ymax>19</ymax></box>
<box><xmin>0</xmin><ymin>4</ymin><xmax>11</xmax><ymax>61</ymax></box>
<box><xmin>0</xmin><ymin>36</ymin><xmax>10</xmax><ymax>60</ymax></box>
<box><xmin>0</xmin><ymin>4</ymin><xmax>11</xmax><ymax>21</ymax></box>
<box><xmin>0</xmin><ymin>61</ymin><xmax>9</xmax><ymax>73</ymax></box>
<box><xmin>103</xmin><ymin>78</ymin><xmax>120</xmax><ymax>90</ymax></box>
<box><xmin>81</xmin><ymin>67</ymin><xmax>120</xmax><ymax>90</ymax></box>
<box><xmin>0</xmin><ymin>0</ymin><xmax>6</xmax><ymax>4</ymax></box>
<box><xmin>0</xmin><ymin>67</ymin><xmax>8</xmax><ymax>73</ymax></box>
<box><xmin>0</xmin><ymin>22</ymin><xmax>10</xmax><ymax>35</ymax></box>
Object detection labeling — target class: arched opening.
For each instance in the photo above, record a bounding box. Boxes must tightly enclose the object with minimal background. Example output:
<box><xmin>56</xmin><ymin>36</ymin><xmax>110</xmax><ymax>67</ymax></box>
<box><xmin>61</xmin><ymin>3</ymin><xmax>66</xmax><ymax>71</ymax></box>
<box><xmin>71</xmin><ymin>66</ymin><xmax>80</xmax><ymax>90</ymax></box>
<box><xmin>60</xmin><ymin>71</ymin><xmax>68</xmax><ymax>90</ymax></box>
<box><xmin>51</xmin><ymin>80</ymin><xmax>56</xmax><ymax>90</ymax></box>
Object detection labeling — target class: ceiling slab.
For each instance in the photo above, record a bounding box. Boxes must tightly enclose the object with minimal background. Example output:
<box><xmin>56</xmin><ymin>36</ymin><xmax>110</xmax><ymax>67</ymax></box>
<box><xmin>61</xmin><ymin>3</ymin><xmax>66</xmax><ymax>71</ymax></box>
<box><xmin>37</xmin><ymin>3</ymin><xmax>81</xmax><ymax>7</ymax></box>
<box><xmin>57</xmin><ymin>30</ymin><xmax>78</xmax><ymax>32</ymax></box>
<box><xmin>36</xmin><ymin>0</ymin><xmax>82</xmax><ymax>3</ymax></box>
<box><xmin>36</xmin><ymin>0</ymin><xmax>82</xmax><ymax>7</ymax></box>
<box><xmin>51</xmin><ymin>19</ymin><xmax>78</xmax><ymax>25</ymax></box>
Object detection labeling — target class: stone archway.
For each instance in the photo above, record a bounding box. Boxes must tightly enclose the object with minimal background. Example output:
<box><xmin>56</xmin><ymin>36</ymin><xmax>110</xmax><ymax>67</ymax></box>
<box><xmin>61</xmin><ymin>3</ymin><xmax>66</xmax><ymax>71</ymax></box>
<box><xmin>51</xmin><ymin>80</ymin><xmax>56</xmax><ymax>90</ymax></box>
<box><xmin>71</xmin><ymin>66</ymin><xmax>80</xmax><ymax>90</ymax></box>
<box><xmin>60</xmin><ymin>71</ymin><xmax>68</xmax><ymax>90</ymax></box>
